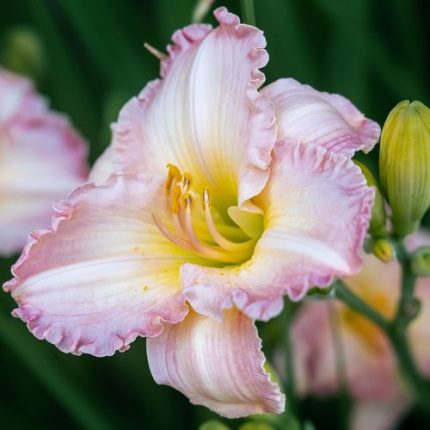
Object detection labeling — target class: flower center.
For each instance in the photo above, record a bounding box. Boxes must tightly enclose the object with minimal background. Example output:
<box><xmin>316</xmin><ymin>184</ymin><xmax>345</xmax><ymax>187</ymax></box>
<box><xmin>153</xmin><ymin>164</ymin><xmax>256</xmax><ymax>264</ymax></box>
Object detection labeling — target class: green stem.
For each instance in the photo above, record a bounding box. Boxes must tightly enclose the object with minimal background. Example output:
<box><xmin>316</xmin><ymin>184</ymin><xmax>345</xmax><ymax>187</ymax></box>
<box><xmin>334</xmin><ymin>280</ymin><xmax>389</xmax><ymax>330</ymax></box>
<box><xmin>388</xmin><ymin>240</ymin><xmax>430</xmax><ymax>414</ymax></box>
<box><xmin>279</xmin><ymin>299</ymin><xmax>299</xmax><ymax>421</ymax></box>
<box><xmin>240</xmin><ymin>0</ymin><xmax>256</xmax><ymax>26</ymax></box>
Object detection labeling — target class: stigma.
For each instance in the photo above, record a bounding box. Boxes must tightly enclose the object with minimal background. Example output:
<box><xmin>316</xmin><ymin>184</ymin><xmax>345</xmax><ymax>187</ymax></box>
<box><xmin>153</xmin><ymin>164</ymin><xmax>255</xmax><ymax>264</ymax></box>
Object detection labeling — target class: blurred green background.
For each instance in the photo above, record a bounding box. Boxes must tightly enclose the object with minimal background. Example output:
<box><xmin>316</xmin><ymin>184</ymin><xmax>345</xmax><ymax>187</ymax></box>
<box><xmin>0</xmin><ymin>0</ymin><xmax>429</xmax><ymax>429</ymax></box>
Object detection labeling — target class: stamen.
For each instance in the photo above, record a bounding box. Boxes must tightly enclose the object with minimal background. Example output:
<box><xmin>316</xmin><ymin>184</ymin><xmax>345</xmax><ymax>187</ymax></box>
<box><xmin>182</xmin><ymin>173</ymin><xmax>193</xmax><ymax>192</ymax></box>
<box><xmin>165</xmin><ymin>164</ymin><xmax>181</xmax><ymax>194</ymax></box>
<box><xmin>184</xmin><ymin>200</ymin><xmax>249</xmax><ymax>263</ymax></box>
<box><xmin>170</xmin><ymin>183</ymin><xmax>182</xmax><ymax>213</ymax></box>
<box><xmin>202</xmin><ymin>189</ymin><xmax>255</xmax><ymax>252</ymax></box>
<box><xmin>144</xmin><ymin>43</ymin><xmax>167</xmax><ymax>60</ymax></box>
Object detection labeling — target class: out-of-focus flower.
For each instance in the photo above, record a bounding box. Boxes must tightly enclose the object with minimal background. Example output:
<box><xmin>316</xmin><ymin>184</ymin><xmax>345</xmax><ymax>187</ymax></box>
<box><xmin>380</xmin><ymin>100</ymin><xmax>430</xmax><ymax>238</ymax></box>
<box><xmin>4</xmin><ymin>8</ymin><xmax>379</xmax><ymax>417</ymax></box>
<box><xmin>292</xmin><ymin>231</ymin><xmax>430</xmax><ymax>430</ymax></box>
<box><xmin>0</xmin><ymin>68</ymin><xmax>88</xmax><ymax>256</ymax></box>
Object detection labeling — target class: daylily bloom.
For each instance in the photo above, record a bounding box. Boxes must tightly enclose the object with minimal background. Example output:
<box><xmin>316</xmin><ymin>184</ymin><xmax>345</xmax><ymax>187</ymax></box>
<box><xmin>4</xmin><ymin>8</ymin><xmax>380</xmax><ymax>418</ymax></box>
<box><xmin>291</xmin><ymin>232</ymin><xmax>430</xmax><ymax>430</ymax></box>
<box><xmin>0</xmin><ymin>67</ymin><xmax>88</xmax><ymax>256</ymax></box>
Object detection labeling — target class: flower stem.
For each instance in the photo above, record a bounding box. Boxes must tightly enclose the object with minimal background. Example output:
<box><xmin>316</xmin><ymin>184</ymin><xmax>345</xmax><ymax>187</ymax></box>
<box><xmin>335</xmin><ymin>243</ymin><xmax>430</xmax><ymax>417</ymax></box>
<box><xmin>334</xmin><ymin>280</ymin><xmax>389</xmax><ymax>331</ymax></box>
<box><xmin>279</xmin><ymin>299</ymin><xmax>300</xmax><ymax>420</ymax></box>
<box><xmin>240</xmin><ymin>0</ymin><xmax>256</xmax><ymax>26</ymax></box>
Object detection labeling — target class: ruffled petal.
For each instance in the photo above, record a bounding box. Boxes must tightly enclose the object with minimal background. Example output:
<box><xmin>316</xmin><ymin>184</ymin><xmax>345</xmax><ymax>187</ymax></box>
<box><xmin>182</xmin><ymin>142</ymin><xmax>373</xmax><ymax>321</ymax></box>
<box><xmin>262</xmin><ymin>78</ymin><xmax>380</xmax><ymax>156</ymax></box>
<box><xmin>3</xmin><ymin>174</ymin><xmax>202</xmax><ymax>356</ymax></box>
<box><xmin>0</xmin><ymin>111</ymin><xmax>88</xmax><ymax>256</ymax></box>
<box><xmin>109</xmin><ymin>7</ymin><xmax>276</xmax><ymax>209</ymax></box>
<box><xmin>0</xmin><ymin>67</ymin><xmax>45</xmax><ymax>124</ymax></box>
<box><xmin>147</xmin><ymin>308</ymin><xmax>285</xmax><ymax>418</ymax></box>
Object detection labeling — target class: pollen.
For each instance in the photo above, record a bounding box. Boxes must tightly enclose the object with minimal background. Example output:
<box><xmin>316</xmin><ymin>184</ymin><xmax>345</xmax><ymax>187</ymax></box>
<box><xmin>153</xmin><ymin>164</ymin><xmax>256</xmax><ymax>264</ymax></box>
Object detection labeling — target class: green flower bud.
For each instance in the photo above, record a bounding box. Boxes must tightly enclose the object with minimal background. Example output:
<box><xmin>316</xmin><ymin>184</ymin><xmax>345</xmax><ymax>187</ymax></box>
<box><xmin>354</xmin><ymin>161</ymin><xmax>387</xmax><ymax>238</ymax></box>
<box><xmin>238</xmin><ymin>424</ymin><xmax>274</xmax><ymax>430</ymax></box>
<box><xmin>1</xmin><ymin>27</ymin><xmax>45</xmax><ymax>82</ymax></box>
<box><xmin>411</xmin><ymin>246</ymin><xmax>430</xmax><ymax>277</ymax></box>
<box><xmin>372</xmin><ymin>238</ymin><xmax>395</xmax><ymax>263</ymax></box>
<box><xmin>380</xmin><ymin>100</ymin><xmax>430</xmax><ymax>238</ymax></box>
<box><xmin>199</xmin><ymin>420</ymin><xmax>230</xmax><ymax>430</ymax></box>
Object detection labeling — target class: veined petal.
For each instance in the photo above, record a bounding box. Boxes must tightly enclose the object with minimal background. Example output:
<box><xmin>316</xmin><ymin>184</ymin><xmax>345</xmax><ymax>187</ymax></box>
<box><xmin>110</xmin><ymin>7</ymin><xmax>276</xmax><ymax>210</ymax></box>
<box><xmin>0</xmin><ymin>112</ymin><xmax>88</xmax><ymax>256</ymax></box>
<box><xmin>147</xmin><ymin>308</ymin><xmax>285</xmax><ymax>418</ymax></box>
<box><xmin>3</xmin><ymin>174</ymin><xmax>202</xmax><ymax>357</ymax></box>
<box><xmin>182</xmin><ymin>142</ymin><xmax>373</xmax><ymax>321</ymax></box>
<box><xmin>262</xmin><ymin>78</ymin><xmax>380</xmax><ymax>156</ymax></box>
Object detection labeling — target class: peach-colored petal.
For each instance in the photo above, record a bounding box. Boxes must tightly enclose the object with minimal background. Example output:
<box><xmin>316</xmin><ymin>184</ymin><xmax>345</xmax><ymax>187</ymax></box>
<box><xmin>107</xmin><ymin>7</ymin><xmax>276</xmax><ymax>209</ymax></box>
<box><xmin>3</xmin><ymin>174</ymin><xmax>205</xmax><ymax>357</ymax></box>
<box><xmin>262</xmin><ymin>78</ymin><xmax>380</xmax><ymax>156</ymax></box>
<box><xmin>147</xmin><ymin>308</ymin><xmax>285</xmax><ymax>418</ymax></box>
<box><xmin>0</xmin><ymin>70</ymin><xmax>88</xmax><ymax>256</ymax></box>
<box><xmin>351</xmin><ymin>395</ymin><xmax>410</xmax><ymax>430</ymax></box>
<box><xmin>182</xmin><ymin>142</ymin><xmax>373</xmax><ymax>321</ymax></box>
<box><xmin>291</xmin><ymin>299</ymin><xmax>397</xmax><ymax>400</ymax></box>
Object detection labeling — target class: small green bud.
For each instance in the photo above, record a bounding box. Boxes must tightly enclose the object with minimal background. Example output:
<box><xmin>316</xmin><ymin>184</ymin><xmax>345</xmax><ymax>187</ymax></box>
<box><xmin>411</xmin><ymin>246</ymin><xmax>430</xmax><ymax>277</ymax></box>
<box><xmin>238</xmin><ymin>424</ymin><xmax>274</xmax><ymax>430</ymax></box>
<box><xmin>380</xmin><ymin>100</ymin><xmax>430</xmax><ymax>238</ymax></box>
<box><xmin>372</xmin><ymin>239</ymin><xmax>395</xmax><ymax>263</ymax></box>
<box><xmin>354</xmin><ymin>161</ymin><xmax>387</xmax><ymax>238</ymax></box>
<box><xmin>199</xmin><ymin>420</ymin><xmax>230</xmax><ymax>430</ymax></box>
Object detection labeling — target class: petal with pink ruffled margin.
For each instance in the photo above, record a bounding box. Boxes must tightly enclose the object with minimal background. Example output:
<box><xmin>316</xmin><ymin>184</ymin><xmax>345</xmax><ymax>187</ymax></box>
<box><xmin>0</xmin><ymin>67</ymin><xmax>45</xmax><ymax>124</ymax></box>
<box><xmin>262</xmin><ymin>78</ymin><xmax>380</xmax><ymax>156</ymax></box>
<box><xmin>3</xmin><ymin>174</ymin><xmax>206</xmax><ymax>357</ymax></box>
<box><xmin>0</xmin><ymin>113</ymin><xmax>88</xmax><ymax>256</ymax></box>
<box><xmin>182</xmin><ymin>142</ymin><xmax>373</xmax><ymax>321</ymax></box>
<box><xmin>147</xmin><ymin>308</ymin><xmax>285</xmax><ymax>418</ymax></box>
<box><xmin>108</xmin><ymin>7</ymin><xmax>276</xmax><ymax>209</ymax></box>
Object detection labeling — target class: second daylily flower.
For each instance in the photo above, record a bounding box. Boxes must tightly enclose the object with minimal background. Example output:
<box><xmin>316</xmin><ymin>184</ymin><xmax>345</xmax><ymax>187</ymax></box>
<box><xmin>4</xmin><ymin>7</ymin><xmax>380</xmax><ymax>418</ymax></box>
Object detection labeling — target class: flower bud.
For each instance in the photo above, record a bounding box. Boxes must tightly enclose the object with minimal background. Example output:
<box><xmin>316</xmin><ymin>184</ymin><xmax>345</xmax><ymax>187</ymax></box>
<box><xmin>411</xmin><ymin>246</ymin><xmax>430</xmax><ymax>277</ymax></box>
<box><xmin>199</xmin><ymin>421</ymin><xmax>230</xmax><ymax>430</ymax></box>
<box><xmin>354</xmin><ymin>161</ymin><xmax>387</xmax><ymax>238</ymax></box>
<box><xmin>1</xmin><ymin>27</ymin><xmax>45</xmax><ymax>82</ymax></box>
<box><xmin>380</xmin><ymin>100</ymin><xmax>430</xmax><ymax>237</ymax></box>
<box><xmin>372</xmin><ymin>238</ymin><xmax>395</xmax><ymax>263</ymax></box>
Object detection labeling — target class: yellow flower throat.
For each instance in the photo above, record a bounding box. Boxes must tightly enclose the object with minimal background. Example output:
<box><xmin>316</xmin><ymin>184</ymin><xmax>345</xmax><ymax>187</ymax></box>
<box><xmin>153</xmin><ymin>164</ymin><xmax>256</xmax><ymax>264</ymax></box>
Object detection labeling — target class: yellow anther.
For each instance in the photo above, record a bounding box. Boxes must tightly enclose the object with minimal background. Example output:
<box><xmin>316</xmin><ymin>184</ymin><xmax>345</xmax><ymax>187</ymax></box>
<box><xmin>182</xmin><ymin>172</ymin><xmax>193</xmax><ymax>191</ymax></box>
<box><xmin>202</xmin><ymin>188</ymin><xmax>211</xmax><ymax>208</ymax></box>
<box><xmin>165</xmin><ymin>164</ymin><xmax>181</xmax><ymax>194</ymax></box>
<box><xmin>170</xmin><ymin>183</ymin><xmax>182</xmax><ymax>213</ymax></box>
<box><xmin>182</xmin><ymin>192</ymin><xmax>193</xmax><ymax>208</ymax></box>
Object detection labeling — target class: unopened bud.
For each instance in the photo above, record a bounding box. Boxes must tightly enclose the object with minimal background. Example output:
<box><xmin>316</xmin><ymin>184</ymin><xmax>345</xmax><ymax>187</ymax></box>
<box><xmin>355</xmin><ymin>161</ymin><xmax>387</xmax><ymax>238</ymax></box>
<box><xmin>199</xmin><ymin>421</ymin><xmax>230</xmax><ymax>430</ymax></box>
<box><xmin>239</xmin><ymin>424</ymin><xmax>275</xmax><ymax>430</ymax></box>
<box><xmin>411</xmin><ymin>246</ymin><xmax>430</xmax><ymax>277</ymax></box>
<box><xmin>1</xmin><ymin>27</ymin><xmax>45</xmax><ymax>81</ymax></box>
<box><xmin>372</xmin><ymin>239</ymin><xmax>395</xmax><ymax>263</ymax></box>
<box><xmin>380</xmin><ymin>100</ymin><xmax>430</xmax><ymax>238</ymax></box>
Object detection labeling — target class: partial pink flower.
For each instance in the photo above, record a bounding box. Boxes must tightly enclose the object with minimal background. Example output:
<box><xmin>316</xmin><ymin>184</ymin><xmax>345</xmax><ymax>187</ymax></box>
<box><xmin>4</xmin><ymin>7</ymin><xmax>379</xmax><ymax>418</ymax></box>
<box><xmin>0</xmin><ymin>68</ymin><xmax>88</xmax><ymax>256</ymax></box>
<box><xmin>291</xmin><ymin>231</ymin><xmax>430</xmax><ymax>430</ymax></box>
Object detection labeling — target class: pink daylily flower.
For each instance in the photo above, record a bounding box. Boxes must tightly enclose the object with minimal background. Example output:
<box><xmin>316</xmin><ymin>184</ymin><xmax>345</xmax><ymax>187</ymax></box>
<box><xmin>0</xmin><ymin>68</ymin><xmax>88</xmax><ymax>256</ymax></box>
<box><xmin>291</xmin><ymin>232</ymin><xmax>430</xmax><ymax>430</ymax></box>
<box><xmin>4</xmin><ymin>8</ymin><xmax>380</xmax><ymax>418</ymax></box>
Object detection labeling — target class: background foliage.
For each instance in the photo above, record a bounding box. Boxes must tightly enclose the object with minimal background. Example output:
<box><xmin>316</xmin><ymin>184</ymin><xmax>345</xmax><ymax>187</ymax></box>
<box><xmin>1</xmin><ymin>0</ymin><xmax>429</xmax><ymax>429</ymax></box>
